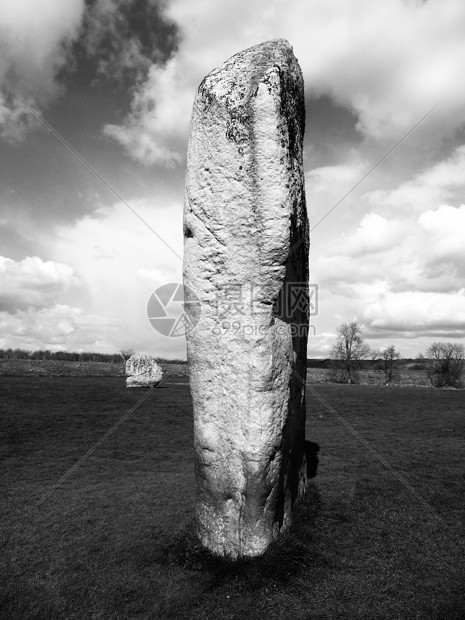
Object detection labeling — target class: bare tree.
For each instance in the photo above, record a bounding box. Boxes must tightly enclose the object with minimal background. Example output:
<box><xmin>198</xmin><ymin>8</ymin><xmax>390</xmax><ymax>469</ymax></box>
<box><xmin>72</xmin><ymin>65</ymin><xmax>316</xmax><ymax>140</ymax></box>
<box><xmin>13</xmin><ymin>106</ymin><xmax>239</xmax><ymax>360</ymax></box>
<box><xmin>120</xmin><ymin>348</ymin><xmax>135</xmax><ymax>362</ymax></box>
<box><xmin>380</xmin><ymin>345</ymin><xmax>401</xmax><ymax>385</ymax></box>
<box><xmin>371</xmin><ymin>349</ymin><xmax>380</xmax><ymax>361</ymax></box>
<box><xmin>425</xmin><ymin>342</ymin><xmax>464</xmax><ymax>388</ymax></box>
<box><xmin>331</xmin><ymin>321</ymin><xmax>371</xmax><ymax>384</ymax></box>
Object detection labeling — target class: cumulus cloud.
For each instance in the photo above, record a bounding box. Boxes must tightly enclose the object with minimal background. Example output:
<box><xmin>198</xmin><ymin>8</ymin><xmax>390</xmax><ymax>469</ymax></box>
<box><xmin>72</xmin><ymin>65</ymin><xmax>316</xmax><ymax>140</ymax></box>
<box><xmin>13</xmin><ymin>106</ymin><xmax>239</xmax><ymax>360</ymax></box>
<box><xmin>0</xmin><ymin>0</ymin><xmax>181</xmax><ymax>142</ymax></box>
<box><xmin>0</xmin><ymin>255</ymin><xmax>77</xmax><ymax>313</ymax></box>
<box><xmin>307</xmin><ymin>331</ymin><xmax>337</xmax><ymax>358</ymax></box>
<box><xmin>0</xmin><ymin>304</ymin><xmax>124</xmax><ymax>352</ymax></box>
<box><xmin>339</xmin><ymin>213</ymin><xmax>401</xmax><ymax>258</ymax></box>
<box><xmin>0</xmin><ymin>191</ymin><xmax>185</xmax><ymax>355</ymax></box>
<box><xmin>306</xmin><ymin>160</ymin><xmax>368</xmax><ymax>228</ymax></box>
<box><xmin>0</xmin><ymin>0</ymin><xmax>85</xmax><ymax>139</ymax></box>
<box><xmin>106</xmin><ymin>0</ymin><xmax>465</xmax><ymax>165</ymax></box>
<box><xmin>419</xmin><ymin>204</ymin><xmax>465</xmax><ymax>270</ymax></box>
<box><xmin>78</xmin><ymin>0</ymin><xmax>177</xmax><ymax>84</ymax></box>
<box><xmin>104</xmin><ymin>56</ymin><xmax>190</xmax><ymax>166</ymax></box>
<box><xmin>0</xmin><ymin>304</ymin><xmax>79</xmax><ymax>342</ymax></box>
<box><xmin>312</xmin><ymin>144</ymin><xmax>465</xmax><ymax>341</ymax></box>
<box><xmin>314</xmin><ymin>211</ymin><xmax>402</xmax><ymax>264</ymax></box>
<box><xmin>317</xmin><ymin>202</ymin><xmax>465</xmax><ymax>288</ymax></box>
<box><xmin>48</xmin><ymin>197</ymin><xmax>186</xmax><ymax>357</ymax></box>
<box><xmin>365</xmin><ymin>145</ymin><xmax>465</xmax><ymax>212</ymax></box>
<box><xmin>416</xmin><ymin>145</ymin><xmax>465</xmax><ymax>190</ymax></box>
<box><xmin>339</xmin><ymin>150</ymin><xmax>465</xmax><ymax>299</ymax></box>
<box><xmin>363</xmin><ymin>290</ymin><xmax>465</xmax><ymax>338</ymax></box>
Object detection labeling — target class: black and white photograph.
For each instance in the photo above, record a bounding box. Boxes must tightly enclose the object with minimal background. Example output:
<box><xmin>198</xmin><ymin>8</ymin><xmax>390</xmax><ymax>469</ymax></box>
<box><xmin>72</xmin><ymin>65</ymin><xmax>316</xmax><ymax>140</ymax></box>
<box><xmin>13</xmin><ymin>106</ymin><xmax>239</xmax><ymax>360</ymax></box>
<box><xmin>1</xmin><ymin>1</ymin><xmax>464</xmax><ymax>618</ymax></box>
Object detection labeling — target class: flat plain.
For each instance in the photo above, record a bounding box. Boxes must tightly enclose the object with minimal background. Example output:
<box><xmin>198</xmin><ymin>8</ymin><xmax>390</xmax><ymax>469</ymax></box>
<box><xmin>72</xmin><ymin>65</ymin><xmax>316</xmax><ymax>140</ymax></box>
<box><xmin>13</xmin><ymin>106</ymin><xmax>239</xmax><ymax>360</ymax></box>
<box><xmin>1</xmin><ymin>375</ymin><xmax>464</xmax><ymax>619</ymax></box>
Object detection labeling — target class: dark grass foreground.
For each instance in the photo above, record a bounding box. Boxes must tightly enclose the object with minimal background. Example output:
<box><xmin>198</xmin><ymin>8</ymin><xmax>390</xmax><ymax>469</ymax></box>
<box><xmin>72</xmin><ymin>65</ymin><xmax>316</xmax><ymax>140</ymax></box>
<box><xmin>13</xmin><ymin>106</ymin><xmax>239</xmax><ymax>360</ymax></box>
<box><xmin>1</xmin><ymin>377</ymin><xmax>464</xmax><ymax>619</ymax></box>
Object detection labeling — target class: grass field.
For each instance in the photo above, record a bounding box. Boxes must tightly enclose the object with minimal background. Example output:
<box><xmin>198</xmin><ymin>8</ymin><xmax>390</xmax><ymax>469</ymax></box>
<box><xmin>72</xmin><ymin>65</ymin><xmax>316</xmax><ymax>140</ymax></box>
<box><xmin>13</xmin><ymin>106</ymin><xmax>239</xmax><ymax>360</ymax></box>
<box><xmin>1</xmin><ymin>376</ymin><xmax>464</xmax><ymax>619</ymax></box>
<box><xmin>0</xmin><ymin>359</ymin><xmax>188</xmax><ymax>377</ymax></box>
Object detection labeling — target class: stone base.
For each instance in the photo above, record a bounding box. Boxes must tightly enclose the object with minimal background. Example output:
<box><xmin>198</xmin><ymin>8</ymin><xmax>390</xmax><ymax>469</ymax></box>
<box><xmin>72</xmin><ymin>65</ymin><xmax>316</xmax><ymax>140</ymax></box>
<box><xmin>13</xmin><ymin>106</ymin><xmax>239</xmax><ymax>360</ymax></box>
<box><xmin>125</xmin><ymin>379</ymin><xmax>161</xmax><ymax>388</ymax></box>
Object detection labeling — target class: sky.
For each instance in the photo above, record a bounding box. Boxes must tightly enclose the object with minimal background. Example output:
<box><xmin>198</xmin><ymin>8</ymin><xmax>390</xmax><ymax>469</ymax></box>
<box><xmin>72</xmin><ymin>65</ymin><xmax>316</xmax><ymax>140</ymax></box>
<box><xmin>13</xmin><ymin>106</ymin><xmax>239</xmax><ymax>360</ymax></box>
<box><xmin>0</xmin><ymin>0</ymin><xmax>465</xmax><ymax>359</ymax></box>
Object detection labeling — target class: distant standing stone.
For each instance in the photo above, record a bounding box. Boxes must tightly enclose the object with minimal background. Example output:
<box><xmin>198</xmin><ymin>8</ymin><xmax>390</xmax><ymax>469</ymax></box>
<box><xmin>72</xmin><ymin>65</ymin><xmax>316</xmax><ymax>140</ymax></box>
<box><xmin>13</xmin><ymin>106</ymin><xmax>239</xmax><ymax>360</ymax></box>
<box><xmin>183</xmin><ymin>39</ymin><xmax>309</xmax><ymax>558</ymax></box>
<box><xmin>125</xmin><ymin>354</ymin><xmax>163</xmax><ymax>388</ymax></box>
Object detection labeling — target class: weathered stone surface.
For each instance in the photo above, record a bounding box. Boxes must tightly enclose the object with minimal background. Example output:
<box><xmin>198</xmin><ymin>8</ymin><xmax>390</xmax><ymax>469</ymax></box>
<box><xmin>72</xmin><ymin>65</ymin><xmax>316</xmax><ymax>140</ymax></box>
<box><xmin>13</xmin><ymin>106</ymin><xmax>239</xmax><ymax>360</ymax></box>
<box><xmin>183</xmin><ymin>39</ymin><xmax>309</xmax><ymax>558</ymax></box>
<box><xmin>125</xmin><ymin>354</ymin><xmax>163</xmax><ymax>388</ymax></box>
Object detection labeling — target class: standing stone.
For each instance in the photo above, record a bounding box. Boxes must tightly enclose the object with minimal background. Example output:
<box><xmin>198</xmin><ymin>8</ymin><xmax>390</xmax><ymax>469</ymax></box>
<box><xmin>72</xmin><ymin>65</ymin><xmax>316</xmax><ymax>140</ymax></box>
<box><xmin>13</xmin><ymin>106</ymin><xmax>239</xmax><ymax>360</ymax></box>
<box><xmin>183</xmin><ymin>39</ymin><xmax>309</xmax><ymax>558</ymax></box>
<box><xmin>125</xmin><ymin>354</ymin><xmax>163</xmax><ymax>388</ymax></box>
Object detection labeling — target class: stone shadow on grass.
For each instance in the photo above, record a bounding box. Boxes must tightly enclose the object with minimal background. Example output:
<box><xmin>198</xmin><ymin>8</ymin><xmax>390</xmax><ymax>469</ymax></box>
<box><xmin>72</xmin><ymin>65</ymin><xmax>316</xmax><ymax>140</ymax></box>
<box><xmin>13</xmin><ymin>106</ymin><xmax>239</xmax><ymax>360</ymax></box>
<box><xmin>163</xmin><ymin>482</ymin><xmax>329</xmax><ymax>591</ymax></box>
<box><xmin>304</xmin><ymin>440</ymin><xmax>320</xmax><ymax>479</ymax></box>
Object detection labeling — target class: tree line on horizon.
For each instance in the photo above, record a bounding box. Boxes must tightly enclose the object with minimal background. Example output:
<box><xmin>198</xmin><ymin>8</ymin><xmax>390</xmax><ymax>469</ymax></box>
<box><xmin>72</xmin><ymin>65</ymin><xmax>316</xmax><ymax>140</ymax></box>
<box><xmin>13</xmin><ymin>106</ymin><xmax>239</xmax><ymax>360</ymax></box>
<box><xmin>0</xmin><ymin>348</ymin><xmax>124</xmax><ymax>363</ymax></box>
<box><xmin>1</xmin><ymin>326</ymin><xmax>463</xmax><ymax>388</ymax></box>
<box><xmin>0</xmin><ymin>348</ymin><xmax>188</xmax><ymax>365</ymax></box>
<box><xmin>329</xmin><ymin>321</ymin><xmax>465</xmax><ymax>388</ymax></box>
